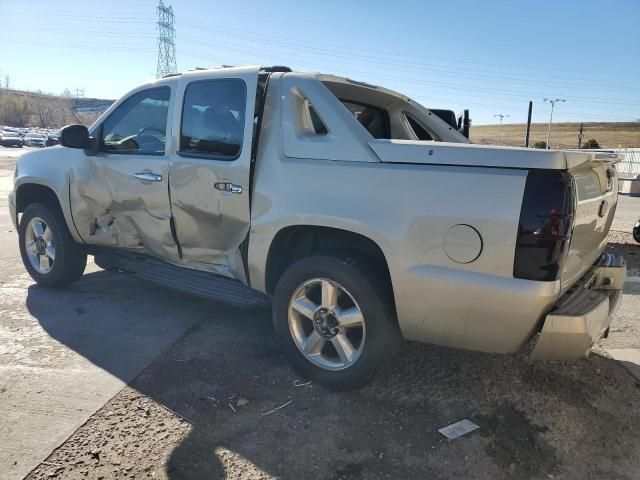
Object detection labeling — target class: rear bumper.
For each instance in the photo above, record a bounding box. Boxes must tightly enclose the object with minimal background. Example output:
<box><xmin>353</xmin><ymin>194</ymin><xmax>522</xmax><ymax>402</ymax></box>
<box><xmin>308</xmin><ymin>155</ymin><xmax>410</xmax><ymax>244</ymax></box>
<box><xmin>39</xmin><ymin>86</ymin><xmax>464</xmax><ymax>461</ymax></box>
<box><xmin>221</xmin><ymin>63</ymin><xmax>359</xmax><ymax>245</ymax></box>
<box><xmin>531</xmin><ymin>253</ymin><xmax>626</xmax><ymax>360</ymax></box>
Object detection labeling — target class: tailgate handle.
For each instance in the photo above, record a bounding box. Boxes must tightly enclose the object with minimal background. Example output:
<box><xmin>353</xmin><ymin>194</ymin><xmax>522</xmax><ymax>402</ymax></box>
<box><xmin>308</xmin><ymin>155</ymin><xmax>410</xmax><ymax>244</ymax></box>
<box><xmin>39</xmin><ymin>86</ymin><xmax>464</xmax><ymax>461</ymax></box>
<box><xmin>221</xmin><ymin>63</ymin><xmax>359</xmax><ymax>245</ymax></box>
<box><xmin>606</xmin><ymin>168</ymin><xmax>614</xmax><ymax>192</ymax></box>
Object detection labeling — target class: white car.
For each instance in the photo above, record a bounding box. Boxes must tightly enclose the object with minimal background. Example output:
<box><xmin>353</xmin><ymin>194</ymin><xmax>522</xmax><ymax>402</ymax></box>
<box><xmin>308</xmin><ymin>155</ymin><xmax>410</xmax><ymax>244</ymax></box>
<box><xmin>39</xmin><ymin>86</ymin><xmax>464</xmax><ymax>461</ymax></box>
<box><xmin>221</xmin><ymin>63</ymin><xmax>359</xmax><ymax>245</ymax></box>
<box><xmin>23</xmin><ymin>133</ymin><xmax>46</xmax><ymax>147</ymax></box>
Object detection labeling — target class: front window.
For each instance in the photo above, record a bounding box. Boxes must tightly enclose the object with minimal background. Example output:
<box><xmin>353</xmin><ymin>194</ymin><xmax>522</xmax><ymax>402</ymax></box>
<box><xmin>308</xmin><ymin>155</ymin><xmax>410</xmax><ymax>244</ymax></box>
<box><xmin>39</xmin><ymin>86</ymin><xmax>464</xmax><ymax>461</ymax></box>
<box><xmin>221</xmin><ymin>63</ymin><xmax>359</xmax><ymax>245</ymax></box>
<box><xmin>179</xmin><ymin>79</ymin><xmax>246</xmax><ymax>160</ymax></box>
<box><xmin>100</xmin><ymin>86</ymin><xmax>171</xmax><ymax>155</ymax></box>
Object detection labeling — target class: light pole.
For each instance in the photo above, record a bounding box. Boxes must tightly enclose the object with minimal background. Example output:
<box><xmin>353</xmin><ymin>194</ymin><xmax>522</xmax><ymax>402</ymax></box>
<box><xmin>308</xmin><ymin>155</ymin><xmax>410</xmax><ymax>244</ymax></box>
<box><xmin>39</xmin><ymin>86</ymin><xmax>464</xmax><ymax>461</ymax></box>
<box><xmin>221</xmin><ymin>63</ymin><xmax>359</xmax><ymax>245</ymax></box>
<box><xmin>493</xmin><ymin>114</ymin><xmax>510</xmax><ymax>145</ymax></box>
<box><xmin>543</xmin><ymin>98</ymin><xmax>565</xmax><ymax>149</ymax></box>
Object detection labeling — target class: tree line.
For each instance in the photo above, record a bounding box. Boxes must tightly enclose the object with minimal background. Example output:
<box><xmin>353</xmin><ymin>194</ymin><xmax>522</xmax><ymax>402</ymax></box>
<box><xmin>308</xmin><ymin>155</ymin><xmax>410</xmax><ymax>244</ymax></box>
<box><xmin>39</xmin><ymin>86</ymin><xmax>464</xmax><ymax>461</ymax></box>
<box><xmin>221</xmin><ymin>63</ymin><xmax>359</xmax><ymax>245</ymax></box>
<box><xmin>0</xmin><ymin>90</ymin><xmax>104</xmax><ymax>128</ymax></box>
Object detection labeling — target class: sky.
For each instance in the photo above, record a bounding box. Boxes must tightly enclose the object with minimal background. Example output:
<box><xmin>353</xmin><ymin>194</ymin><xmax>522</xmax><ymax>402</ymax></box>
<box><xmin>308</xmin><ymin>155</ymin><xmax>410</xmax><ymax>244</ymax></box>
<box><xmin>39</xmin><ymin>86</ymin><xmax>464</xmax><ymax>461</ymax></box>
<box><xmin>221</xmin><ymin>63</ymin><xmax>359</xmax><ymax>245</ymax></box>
<box><xmin>0</xmin><ymin>0</ymin><xmax>638</xmax><ymax>125</ymax></box>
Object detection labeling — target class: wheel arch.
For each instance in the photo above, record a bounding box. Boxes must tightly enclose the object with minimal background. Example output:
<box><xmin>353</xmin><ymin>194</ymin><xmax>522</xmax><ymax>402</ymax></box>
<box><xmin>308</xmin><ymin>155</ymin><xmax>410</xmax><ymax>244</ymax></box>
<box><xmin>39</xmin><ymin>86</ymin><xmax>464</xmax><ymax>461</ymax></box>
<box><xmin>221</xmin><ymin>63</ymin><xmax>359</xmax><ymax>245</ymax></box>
<box><xmin>15</xmin><ymin>182</ymin><xmax>62</xmax><ymax>215</ymax></box>
<box><xmin>263</xmin><ymin>225</ymin><xmax>395</xmax><ymax>310</ymax></box>
<box><xmin>14</xmin><ymin>181</ymin><xmax>84</xmax><ymax>243</ymax></box>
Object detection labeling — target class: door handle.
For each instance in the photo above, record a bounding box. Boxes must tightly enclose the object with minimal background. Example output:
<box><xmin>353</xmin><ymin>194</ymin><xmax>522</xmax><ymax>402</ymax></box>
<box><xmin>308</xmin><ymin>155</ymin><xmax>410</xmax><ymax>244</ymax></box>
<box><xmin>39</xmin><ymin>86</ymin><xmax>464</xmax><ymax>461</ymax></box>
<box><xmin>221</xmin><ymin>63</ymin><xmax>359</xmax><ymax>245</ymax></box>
<box><xmin>133</xmin><ymin>172</ymin><xmax>162</xmax><ymax>182</ymax></box>
<box><xmin>214</xmin><ymin>182</ymin><xmax>243</xmax><ymax>194</ymax></box>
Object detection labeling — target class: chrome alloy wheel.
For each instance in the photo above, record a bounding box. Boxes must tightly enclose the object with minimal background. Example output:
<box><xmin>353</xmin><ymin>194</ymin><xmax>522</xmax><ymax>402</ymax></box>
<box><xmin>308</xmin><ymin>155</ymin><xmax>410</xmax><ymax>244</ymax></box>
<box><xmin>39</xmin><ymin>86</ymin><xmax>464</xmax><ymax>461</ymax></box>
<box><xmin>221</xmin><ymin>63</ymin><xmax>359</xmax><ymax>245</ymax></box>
<box><xmin>24</xmin><ymin>216</ymin><xmax>56</xmax><ymax>274</ymax></box>
<box><xmin>288</xmin><ymin>278</ymin><xmax>366</xmax><ymax>370</ymax></box>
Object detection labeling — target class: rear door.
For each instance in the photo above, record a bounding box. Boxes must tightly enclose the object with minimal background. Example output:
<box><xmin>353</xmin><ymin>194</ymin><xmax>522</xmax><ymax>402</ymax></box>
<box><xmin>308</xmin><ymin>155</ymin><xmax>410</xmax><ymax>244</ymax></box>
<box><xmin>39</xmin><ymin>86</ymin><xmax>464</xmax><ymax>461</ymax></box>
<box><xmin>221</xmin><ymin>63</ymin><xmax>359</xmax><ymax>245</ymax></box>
<box><xmin>167</xmin><ymin>67</ymin><xmax>259</xmax><ymax>281</ymax></box>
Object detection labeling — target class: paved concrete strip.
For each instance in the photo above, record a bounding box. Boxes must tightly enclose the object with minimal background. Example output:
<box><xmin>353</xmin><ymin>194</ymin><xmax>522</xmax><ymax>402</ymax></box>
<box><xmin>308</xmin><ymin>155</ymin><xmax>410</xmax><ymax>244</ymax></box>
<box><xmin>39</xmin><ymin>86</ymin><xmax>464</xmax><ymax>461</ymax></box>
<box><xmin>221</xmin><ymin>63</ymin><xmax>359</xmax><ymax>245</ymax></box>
<box><xmin>605</xmin><ymin>349</ymin><xmax>640</xmax><ymax>381</ymax></box>
<box><xmin>0</xmin><ymin>273</ymin><xmax>205</xmax><ymax>480</ymax></box>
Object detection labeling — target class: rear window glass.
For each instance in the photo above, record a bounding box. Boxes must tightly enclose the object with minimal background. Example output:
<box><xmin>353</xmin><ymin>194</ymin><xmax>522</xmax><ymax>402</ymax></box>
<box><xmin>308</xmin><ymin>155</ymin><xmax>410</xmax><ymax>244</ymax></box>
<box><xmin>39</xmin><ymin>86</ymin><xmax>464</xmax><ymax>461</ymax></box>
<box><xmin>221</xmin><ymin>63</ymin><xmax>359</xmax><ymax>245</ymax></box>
<box><xmin>180</xmin><ymin>79</ymin><xmax>246</xmax><ymax>160</ymax></box>
<box><xmin>405</xmin><ymin>115</ymin><xmax>433</xmax><ymax>141</ymax></box>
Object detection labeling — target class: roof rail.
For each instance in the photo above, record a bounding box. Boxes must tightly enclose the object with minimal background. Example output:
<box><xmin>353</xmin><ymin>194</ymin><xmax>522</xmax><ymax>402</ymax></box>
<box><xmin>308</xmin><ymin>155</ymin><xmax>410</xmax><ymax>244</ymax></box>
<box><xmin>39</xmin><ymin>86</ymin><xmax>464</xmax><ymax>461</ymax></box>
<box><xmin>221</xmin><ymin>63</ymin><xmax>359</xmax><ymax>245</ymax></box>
<box><xmin>161</xmin><ymin>72</ymin><xmax>182</xmax><ymax>78</ymax></box>
<box><xmin>260</xmin><ymin>66</ymin><xmax>292</xmax><ymax>73</ymax></box>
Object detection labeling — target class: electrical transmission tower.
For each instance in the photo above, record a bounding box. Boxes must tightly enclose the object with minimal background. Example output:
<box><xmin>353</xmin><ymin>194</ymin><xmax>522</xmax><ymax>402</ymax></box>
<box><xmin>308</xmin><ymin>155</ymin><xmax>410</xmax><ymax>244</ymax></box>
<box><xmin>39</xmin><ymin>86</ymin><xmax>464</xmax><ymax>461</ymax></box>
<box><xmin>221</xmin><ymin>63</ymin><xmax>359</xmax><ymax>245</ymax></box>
<box><xmin>156</xmin><ymin>0</ymin><xmax>177</xmax><ymax>78</ymax></box>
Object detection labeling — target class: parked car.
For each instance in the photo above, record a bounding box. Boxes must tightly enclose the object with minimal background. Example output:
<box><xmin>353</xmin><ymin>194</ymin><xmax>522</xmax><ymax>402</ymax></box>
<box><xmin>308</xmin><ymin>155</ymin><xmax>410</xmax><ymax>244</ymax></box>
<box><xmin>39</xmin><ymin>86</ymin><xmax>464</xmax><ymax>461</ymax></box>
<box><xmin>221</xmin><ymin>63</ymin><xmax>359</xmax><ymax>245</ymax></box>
<box><xmin>45</xmin><ymin>136</ymin><xmax>59</xmax><ymax>147</ymax></box>
<box><xmin>23</xmin><ymin>133</ymin><xmax>46</xmax><ymax>147</ymax></box>
<box><xmin>8</xmin><ymin>66</ymin><xmax>626</xmax><ymax>389</ymax></box>
<box><xmin>0</xmin><ymin>130</ymin><xmax>24</xmax><ymax>147</ymax></box>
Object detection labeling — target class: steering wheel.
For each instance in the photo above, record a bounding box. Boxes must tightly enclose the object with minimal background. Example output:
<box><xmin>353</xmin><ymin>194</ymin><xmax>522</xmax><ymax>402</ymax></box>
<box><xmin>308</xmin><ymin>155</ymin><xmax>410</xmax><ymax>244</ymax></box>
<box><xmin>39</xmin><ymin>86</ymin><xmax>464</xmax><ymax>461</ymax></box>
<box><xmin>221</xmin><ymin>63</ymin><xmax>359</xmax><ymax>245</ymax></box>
<box><xmin>137</xmin><ymin>126</ymin><xmax>165</xmax><ymax>137</ymax></box>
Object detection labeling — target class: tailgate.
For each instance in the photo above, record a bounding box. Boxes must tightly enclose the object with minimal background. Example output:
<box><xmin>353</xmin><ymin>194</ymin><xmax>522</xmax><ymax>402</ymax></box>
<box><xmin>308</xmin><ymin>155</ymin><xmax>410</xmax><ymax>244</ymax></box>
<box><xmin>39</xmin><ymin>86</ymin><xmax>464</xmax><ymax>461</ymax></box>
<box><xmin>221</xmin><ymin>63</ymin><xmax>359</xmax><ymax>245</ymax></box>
<box><xmin>561</xmin><ymin>151</ymin><xmax>624</xmax><ymax>292</ymax></box>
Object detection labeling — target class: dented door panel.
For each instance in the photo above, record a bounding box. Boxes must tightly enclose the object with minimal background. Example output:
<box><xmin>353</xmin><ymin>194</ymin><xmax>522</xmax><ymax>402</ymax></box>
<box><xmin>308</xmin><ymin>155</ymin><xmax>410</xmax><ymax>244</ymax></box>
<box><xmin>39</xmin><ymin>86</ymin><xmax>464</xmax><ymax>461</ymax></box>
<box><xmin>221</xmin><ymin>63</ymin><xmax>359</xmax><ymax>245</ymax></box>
<box><xmin>169</xmin><ymin>159</ymin><xmax>249</xmax><ymax>278</ymax></box>
<box><xmin>70</xmin><ymin>155</ymin><xmax>178</xmax><ymax>261</ymax></box>
<box><xmin>167</xmin><ymin>66</ymin><xmax>259</xmax><ymax>282</ymax></box>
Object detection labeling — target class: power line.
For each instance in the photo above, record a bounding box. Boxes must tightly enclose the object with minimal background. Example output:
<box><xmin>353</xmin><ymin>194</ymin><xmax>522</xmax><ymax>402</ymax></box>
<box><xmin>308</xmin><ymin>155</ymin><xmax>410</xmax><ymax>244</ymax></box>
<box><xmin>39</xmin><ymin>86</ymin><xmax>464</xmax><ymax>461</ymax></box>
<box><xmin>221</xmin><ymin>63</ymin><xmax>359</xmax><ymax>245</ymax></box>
<box><xmin>156</xmin><ymin>1</ymin><xmax>177</xmax><ymax>79</ymax></box>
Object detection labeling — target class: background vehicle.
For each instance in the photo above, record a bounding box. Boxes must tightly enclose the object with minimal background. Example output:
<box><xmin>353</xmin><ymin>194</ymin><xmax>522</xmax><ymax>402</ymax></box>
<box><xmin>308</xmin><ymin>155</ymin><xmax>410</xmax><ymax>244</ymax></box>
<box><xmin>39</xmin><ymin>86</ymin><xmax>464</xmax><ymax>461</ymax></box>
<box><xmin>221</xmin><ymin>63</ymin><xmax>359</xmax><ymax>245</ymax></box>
<box><xmin>23</xmin><ymin>133</ymin><xmax>46</xmax><ymax>147</ymax></box>
<box><xmin>45</xmin><ymin>135</ymin><xmax>59</xmax><ymax>147</ymax></box>
<box><xmin>8</xmin><ymin>66</ymin><xmax>626</xmax><ymax>389</ymax></box>
<box><xmin>0</xmin><ymin>130</ymin><xmax>24</xmax><ymax>147</ymax></box>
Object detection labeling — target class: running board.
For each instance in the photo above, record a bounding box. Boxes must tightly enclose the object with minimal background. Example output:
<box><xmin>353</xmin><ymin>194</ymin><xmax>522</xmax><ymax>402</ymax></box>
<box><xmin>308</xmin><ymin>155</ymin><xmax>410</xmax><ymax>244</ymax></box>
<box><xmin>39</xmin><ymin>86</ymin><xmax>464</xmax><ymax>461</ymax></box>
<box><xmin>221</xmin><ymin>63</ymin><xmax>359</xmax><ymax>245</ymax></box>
<box><xmin>93</xmin><ymin>250</ymin><xmax>267</xmax><ymax>307</ymax></box>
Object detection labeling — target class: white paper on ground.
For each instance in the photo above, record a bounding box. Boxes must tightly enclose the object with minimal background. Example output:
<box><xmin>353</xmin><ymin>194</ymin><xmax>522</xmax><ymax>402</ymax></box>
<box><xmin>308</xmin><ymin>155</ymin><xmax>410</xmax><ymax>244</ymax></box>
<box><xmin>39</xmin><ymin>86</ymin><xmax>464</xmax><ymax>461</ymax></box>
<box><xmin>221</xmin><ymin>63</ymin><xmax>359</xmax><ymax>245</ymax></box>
<box><xmin>438</xmin><ymin>419</ymin><xmax>480</xmax><ymax>439</ymax></box>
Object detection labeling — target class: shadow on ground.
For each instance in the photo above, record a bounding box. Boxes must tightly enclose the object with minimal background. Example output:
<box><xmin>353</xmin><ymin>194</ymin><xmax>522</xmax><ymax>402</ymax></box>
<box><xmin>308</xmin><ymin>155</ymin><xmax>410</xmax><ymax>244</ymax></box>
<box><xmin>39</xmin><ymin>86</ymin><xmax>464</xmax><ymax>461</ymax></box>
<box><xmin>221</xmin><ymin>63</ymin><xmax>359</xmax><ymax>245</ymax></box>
<box><xmin>25</xmin><ymin>270</ymin><xmax>640</xmax><ymax>480</ymax></box>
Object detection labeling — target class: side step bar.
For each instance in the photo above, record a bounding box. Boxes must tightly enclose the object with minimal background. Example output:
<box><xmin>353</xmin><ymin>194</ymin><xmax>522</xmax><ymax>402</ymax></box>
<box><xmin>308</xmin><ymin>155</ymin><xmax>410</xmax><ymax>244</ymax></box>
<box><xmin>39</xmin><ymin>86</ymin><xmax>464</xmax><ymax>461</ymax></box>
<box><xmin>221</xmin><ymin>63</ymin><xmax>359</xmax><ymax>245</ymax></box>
<box><xmin>94</xmin><ymin>250</ymin><xmax>268</xmax><ymax>307</ymax></box>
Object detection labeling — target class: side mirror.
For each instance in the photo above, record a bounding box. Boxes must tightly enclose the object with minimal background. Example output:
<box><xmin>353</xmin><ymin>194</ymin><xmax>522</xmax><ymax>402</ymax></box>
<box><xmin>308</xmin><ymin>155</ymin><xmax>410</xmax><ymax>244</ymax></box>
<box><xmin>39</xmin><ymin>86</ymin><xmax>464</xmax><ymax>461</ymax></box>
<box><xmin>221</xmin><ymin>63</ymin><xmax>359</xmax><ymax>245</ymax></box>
<box><xmin>59</xmin><ymin>124</ymin><xmax>91</xmax><ymax>149</ymax></box>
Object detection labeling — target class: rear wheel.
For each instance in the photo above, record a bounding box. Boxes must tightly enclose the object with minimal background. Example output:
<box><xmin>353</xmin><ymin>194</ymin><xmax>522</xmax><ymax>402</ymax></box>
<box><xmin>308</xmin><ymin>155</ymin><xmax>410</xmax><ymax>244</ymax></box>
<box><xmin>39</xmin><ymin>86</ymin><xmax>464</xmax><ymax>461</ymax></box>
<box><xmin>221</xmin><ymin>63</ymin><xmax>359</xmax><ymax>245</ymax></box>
<box><xmin>19</xmin><ymin>203</ymin><xmax>87</xmax><ymax>287</ymax></box>
<box><xmin>273</xmin><ymin>255</ymin><xmax>401</xmax><ymax>390</ymax></box>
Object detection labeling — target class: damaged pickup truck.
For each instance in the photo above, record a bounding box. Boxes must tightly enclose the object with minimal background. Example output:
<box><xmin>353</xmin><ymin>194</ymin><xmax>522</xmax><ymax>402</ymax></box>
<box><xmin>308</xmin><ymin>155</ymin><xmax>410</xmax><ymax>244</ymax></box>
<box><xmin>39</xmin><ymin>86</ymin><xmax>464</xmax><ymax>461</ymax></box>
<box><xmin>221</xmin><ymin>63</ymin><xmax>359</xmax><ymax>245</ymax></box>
<box><xmin>10</xmin><ymin>65</ymin><xmax>626</xmax><ymax>389</ymax></box>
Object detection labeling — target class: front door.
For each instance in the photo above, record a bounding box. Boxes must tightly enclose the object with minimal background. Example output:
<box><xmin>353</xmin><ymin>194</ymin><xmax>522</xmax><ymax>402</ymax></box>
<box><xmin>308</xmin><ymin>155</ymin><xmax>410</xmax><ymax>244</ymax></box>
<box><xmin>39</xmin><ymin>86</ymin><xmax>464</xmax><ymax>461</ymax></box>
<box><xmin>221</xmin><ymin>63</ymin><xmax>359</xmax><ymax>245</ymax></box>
<box><xmin>70</xmin><ymin>84</ymin><xmax>178</xmax><ymax>261</ymax></box>
<box><xmin>168</xmin><ymin>67</ymin><xmax>259</xmax><ymax>281</ymax></box>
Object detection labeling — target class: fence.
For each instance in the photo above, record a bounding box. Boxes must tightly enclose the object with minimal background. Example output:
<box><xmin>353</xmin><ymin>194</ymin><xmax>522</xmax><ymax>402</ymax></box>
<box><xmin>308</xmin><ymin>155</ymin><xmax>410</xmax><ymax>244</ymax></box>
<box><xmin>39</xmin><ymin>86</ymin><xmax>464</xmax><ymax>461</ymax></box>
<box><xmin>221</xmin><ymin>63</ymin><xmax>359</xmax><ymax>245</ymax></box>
<box><xmin>606</xmin><ymin>148</ymin><xmax>640</xmax><ymax>176</ymax></box>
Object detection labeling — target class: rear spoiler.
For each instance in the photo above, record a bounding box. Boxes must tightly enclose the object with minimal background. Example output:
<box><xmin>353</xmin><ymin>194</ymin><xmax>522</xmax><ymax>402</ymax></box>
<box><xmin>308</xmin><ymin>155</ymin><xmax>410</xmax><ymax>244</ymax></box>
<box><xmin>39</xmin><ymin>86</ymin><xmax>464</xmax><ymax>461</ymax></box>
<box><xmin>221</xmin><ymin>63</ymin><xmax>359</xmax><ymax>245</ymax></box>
<box><xmin>563</xmin><ymin>150</ymin><xmax>624</xmax><ymax>170</ymax></box>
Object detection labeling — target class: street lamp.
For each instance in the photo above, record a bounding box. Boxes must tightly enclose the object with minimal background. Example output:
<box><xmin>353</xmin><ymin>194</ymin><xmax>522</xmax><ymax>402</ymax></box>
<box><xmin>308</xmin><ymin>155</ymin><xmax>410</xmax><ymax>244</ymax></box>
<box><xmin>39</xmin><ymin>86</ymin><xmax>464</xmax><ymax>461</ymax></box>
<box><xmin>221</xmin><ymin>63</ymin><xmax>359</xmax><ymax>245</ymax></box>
<box><xmin>543</xmin><ymin>98</ymin><xmax>566</xmax><ymax>149</ymax></box>
<box><xmin>493</xmin><ymin>114</ymin><xmax>510</xmax><ymax>145</ymax></box>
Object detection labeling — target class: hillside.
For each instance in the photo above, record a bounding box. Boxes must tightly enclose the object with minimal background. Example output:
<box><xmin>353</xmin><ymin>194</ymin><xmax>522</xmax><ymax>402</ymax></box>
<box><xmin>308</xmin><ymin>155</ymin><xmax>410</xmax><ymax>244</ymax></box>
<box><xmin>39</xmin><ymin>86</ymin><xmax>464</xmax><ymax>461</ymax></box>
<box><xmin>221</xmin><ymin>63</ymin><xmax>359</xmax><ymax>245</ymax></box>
<box><xmin>470</xmin><ymin>122</ymin><xmax>640</xmax><ymax>149</ymax></box>
<box><xmin>0</xmin><ymin>89</ymin><xmax>113</xmax><ymax>129</ymax></box>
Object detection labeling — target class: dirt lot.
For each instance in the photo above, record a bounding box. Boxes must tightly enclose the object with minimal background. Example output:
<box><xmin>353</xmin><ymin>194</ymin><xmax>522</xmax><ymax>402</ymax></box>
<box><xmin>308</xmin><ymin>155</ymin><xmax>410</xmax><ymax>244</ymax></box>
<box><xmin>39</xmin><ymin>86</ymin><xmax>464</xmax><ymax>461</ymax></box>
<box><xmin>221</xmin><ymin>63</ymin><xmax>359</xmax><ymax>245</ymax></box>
<box><xmin>22</xmin><ymin>234</ymin><xmax>640</xmax><ymax>480</ymax></box>
<box><xmin>471</xmin><ymin>122</ymin><xmax>640</xmax><ymax>149</ymax></box>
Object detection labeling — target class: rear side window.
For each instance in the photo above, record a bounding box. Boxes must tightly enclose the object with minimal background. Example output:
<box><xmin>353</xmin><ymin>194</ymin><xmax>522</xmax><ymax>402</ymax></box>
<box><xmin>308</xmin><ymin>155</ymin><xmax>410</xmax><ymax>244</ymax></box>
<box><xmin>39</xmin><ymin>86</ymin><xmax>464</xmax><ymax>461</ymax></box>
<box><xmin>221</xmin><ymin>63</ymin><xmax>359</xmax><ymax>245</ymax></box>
<box><xmin>101</xmin><ymin>87</ymin><xmax>170</xmax><ymax>155</ymax></box>
<box><xmin>180</xmin><ymin>79</ymin><xmax>246</xmax><ymax>160</ymax></box>
<box><xmin>405</xmin><ymin>114</ymin><xmax>433</xmax><ymax>141</ymax></box>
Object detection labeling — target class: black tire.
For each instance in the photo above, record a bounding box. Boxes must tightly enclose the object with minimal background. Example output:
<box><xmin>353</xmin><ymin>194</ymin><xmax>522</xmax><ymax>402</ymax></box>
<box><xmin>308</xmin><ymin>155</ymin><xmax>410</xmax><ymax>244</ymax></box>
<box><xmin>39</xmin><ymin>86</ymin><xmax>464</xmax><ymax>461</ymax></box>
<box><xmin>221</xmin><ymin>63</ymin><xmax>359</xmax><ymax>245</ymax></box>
<box><xmin>272</xmin><ymin>255</ymin><xmax>402</xmax><ymax>390</ymax></box>
<box><xmin>634</xmin><ymin>218</ymin><xmax>640</xmax><ymax>244</ymax></box>
<box><xmin>19</xmin><ymin>202</ymin><xmax>87</xmax><ymax>287</ymax></box>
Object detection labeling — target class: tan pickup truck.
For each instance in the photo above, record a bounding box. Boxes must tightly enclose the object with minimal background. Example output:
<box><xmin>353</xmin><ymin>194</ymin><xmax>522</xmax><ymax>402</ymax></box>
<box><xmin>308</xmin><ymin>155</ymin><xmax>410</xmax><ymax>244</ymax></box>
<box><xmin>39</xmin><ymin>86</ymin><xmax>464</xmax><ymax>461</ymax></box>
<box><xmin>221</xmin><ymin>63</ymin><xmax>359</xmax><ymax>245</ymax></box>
<box><xmin>9</xmin><ymin>65</ymin><xmax>626</xmax><ymax>389</ymax></box>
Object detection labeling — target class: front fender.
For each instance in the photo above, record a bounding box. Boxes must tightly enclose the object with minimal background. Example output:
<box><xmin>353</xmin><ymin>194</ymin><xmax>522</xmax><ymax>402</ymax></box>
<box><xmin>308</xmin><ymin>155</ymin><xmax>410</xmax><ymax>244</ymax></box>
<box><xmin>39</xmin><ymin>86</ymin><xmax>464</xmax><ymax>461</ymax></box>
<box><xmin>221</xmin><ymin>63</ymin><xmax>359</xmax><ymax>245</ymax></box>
<box><xmin>13</xmin><ymin>147</ymin><xmax>84</xmax><ymax>243</ymax></box>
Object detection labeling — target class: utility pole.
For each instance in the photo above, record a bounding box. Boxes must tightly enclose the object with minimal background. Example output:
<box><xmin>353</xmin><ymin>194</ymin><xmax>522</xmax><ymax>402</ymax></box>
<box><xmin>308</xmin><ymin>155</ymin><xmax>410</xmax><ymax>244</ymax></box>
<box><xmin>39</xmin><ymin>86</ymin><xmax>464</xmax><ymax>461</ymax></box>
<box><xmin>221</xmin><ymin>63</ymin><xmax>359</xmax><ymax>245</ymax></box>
<box><xmin>156</xmin><ymin>1</ymin><xmax>177</xmax><ymax>78</ymax></box>
<box><xmin>577</xmin><ymin>122</ymin><xmax>584</xmax><ymax>149</ymax></box>
<box><xmin>493</xmin><ymin>114</ymin><xmax>509</xmax><ymax>145</ymax></box>
<box><xmin>524</xmin><ymin>101</ymin><xmax>533</xmax><ymax>147</ymax></box>
<box><xmin>543</xmin><ymin>98</ymin><xmax>565</xmax><ymax>149</ymax></box>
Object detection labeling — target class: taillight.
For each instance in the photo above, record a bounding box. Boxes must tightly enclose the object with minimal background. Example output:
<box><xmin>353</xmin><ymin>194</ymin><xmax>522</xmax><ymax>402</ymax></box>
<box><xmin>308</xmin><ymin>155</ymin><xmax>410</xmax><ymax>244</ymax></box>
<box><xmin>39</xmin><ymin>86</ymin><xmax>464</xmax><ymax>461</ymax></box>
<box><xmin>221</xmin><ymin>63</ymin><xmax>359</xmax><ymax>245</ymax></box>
<box><xmin>513</xmin><ymin>170</ymin><xmax>575</xmax><ymax>281</ymax></box>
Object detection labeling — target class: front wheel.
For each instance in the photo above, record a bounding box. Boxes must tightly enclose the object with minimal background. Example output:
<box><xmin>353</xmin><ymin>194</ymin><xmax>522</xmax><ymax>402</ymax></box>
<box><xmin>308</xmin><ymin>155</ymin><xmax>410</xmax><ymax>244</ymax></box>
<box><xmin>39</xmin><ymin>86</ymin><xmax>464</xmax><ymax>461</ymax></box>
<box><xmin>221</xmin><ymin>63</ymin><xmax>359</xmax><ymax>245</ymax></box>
<box><xmin>272</xmin><ymin>255</ymin><xmax>401</xmax><ymax>390</ymax></box>
<box><xmin>18</xmin><ymin>202</ymin><xmax>87</xmax><ymax>287</ymax></box>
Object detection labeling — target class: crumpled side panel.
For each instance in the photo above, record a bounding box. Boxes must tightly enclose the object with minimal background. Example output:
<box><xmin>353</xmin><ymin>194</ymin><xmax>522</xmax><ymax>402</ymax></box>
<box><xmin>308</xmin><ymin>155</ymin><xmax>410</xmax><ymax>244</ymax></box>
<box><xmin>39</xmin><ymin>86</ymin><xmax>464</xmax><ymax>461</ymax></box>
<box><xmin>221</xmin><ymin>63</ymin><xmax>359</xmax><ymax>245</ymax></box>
<box><xmin>69</xmin><ymin>157</ymin><xmax>177</xmax><ymax>261</ymax></box>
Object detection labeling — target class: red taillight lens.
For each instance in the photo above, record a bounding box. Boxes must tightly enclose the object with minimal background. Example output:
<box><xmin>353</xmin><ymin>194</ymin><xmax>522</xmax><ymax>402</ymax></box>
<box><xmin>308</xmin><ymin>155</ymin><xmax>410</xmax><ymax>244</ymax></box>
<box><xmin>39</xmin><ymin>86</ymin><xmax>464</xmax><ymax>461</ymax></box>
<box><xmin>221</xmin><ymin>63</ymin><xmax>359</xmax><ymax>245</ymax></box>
<box><xmin>514</xmin><ymin>170</ymin><xmax>575</xmax><ymax>281</ymax></box>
